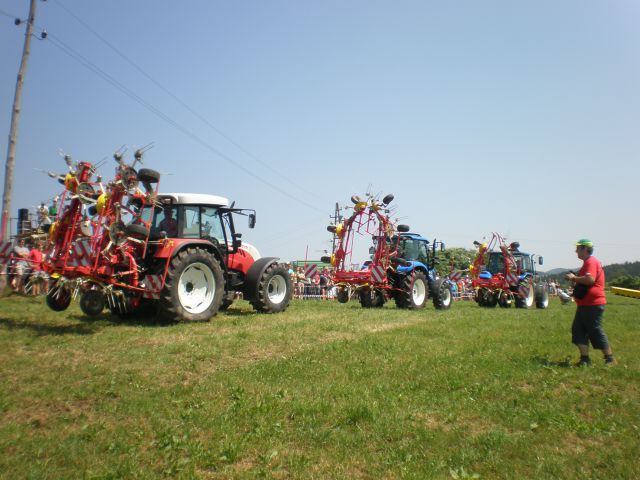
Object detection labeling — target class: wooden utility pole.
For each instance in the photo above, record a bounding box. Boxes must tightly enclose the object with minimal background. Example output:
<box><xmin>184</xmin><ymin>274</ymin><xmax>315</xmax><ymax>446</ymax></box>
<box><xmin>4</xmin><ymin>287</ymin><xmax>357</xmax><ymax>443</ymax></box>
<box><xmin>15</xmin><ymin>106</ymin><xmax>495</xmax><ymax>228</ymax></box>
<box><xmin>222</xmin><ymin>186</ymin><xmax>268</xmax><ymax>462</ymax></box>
<box><xmin>330</xmin><ymin>202</ymin><xmax>343</xmax><ymax>254</ymax></box>
<box><xmin>1</xmin><ymin>0</ymin><xmax>37</xmax><ymax>241</ymax></box>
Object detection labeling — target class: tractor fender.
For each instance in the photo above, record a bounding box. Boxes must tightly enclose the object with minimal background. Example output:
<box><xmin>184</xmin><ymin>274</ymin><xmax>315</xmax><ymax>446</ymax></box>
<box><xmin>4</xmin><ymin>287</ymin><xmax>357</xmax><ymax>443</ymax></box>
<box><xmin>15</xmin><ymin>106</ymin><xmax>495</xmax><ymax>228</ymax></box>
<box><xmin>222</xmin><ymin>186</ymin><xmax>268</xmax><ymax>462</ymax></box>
<box><xmin>396</xmin><ymin>261</ymin><xmax>429</xmax><ymax>276</ymax></box>
<box><xmin>396</xmin><ymin>262</ymin><xmax>435</xmax><ymax>287</ymax></box>
<box><xmin>156</xmin><ymin>238</ymin><xmax>226</xmax><ymax>271</ymax></box>
<box><xmin>519</xmin><ymin>272</ymin><xmax>533</xmax><ymax>283</ymax></box>
<box><xmin>242</xmin><ymin>257</ymin><xmax>280</xmax><ymax>301</ymax></box>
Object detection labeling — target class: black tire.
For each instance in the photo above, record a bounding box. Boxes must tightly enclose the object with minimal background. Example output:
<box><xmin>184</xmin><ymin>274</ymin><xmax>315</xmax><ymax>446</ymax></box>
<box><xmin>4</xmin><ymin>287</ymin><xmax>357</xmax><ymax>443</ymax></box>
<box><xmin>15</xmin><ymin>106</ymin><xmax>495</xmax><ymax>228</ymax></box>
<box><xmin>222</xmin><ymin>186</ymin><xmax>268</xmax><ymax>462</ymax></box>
<box><xmin>485</xmin><ymin>292</ymin><xmax>498</xmax><ymax>308</ymax></box>
<box><xmin>137</xmin><ymin>168</ymin><xmax>160</xmax><ymax>183</ymax></box>
<box><xmin>79</xmin><ymin>289</ymin><xmax>105</xmax><ymax>317</ymax></box>
<box><xmin>535</xmin><ymin>284</ymin><xmax>549</xmax><ymax>309</ymax></box>
<box><xmin>498</xmin><ymin>292</ymin><xmax>513</xmax><ymax>308</ymax></box>
<box><xmin>249</xmin><ymin>263</ymin><xmax>293</xmax><ymax>313</ymax></box>
<box><xmin>394</xmin><ymin>271</ymin><xmax>428</xmax><ymax>309</ymax></box>
<box><xmin>474</xmin><ymin>288</ymin><xmax>485</xmax><ymax>306</ymax></box>
<box><xmin>125</xmin><ymin>223</ymin><xmax>150</xmax><ymax>240</ymax></box>
<box><xmin>372</xmin><ymin>290</ymin><xmax>385</xmax><ymax>308</ymax></box>
<box><xmin>359</xmin><ymin>289</ymin><xmax>373</xmax><ymax>308</ymax></box>
<box><xmin>159</xmin><ymin>247</ymin><xmax>224</xmax><ymax>321</ymax></box>
<box><xmin>336</xmin><ymin>288</ymin><xmax>349</xmax><ymax>303</ymax></box>
<box><xmin>359</xmin><ymin>289</ymin><xmax>385</xmax><ymax>308</ymax></box>
<box><xmin>515</xmin><ymin>280</ymin><xmax>534</xmax><ymax>309</ymax></box>
<box><xmin>46</xmin><ymin>286</ymin><xmax>72</xmax><ymax>312</ymax></box>
<box><xmin>432</xmin><ymin>278</ymin><xmax>453</xmax><ymax>310</ymax></box>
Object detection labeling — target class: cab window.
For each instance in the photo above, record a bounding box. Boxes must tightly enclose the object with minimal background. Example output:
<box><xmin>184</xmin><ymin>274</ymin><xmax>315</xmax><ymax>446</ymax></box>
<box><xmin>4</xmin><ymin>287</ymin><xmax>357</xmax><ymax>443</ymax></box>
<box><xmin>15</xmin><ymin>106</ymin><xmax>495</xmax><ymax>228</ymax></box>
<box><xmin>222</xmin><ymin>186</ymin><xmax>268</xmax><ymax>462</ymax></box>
<box><xmin>201</xmin><ymin>207</ymin><xmax>225</xmax><ymax>243</ymax></box>
<box><xmin>182</xmin><ymin>206</ymin><xmax>201</xmax><ymax>238</ymax></box>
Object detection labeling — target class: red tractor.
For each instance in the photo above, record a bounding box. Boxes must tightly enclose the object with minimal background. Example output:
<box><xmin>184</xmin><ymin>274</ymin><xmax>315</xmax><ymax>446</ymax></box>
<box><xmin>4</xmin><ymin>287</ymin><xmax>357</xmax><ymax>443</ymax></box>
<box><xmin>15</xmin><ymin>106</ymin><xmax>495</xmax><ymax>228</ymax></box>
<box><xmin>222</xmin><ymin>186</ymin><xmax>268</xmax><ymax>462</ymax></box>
<box><xmin>466</xmin><ymin>232</ymin><xmax>549</xmax><ymax>309</ymax></box>
<box><xmin>42</xmin><ymin>149</ymin><xmax>292</xmax><ymax>321</ymax></box>
<box><xmin>321</xmin><ymin>193</ymin><xmax>453</xmax><ymax>310</ymax></box>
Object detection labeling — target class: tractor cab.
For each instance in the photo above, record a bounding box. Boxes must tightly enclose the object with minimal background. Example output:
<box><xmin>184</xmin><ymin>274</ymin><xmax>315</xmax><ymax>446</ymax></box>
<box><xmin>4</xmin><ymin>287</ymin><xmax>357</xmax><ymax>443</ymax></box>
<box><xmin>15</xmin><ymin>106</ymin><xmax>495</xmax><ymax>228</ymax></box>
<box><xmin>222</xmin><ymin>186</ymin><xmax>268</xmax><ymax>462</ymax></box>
<box><xmin>148</xmin><ymin>193</ymin><xmax>256</xmax><ymax>255</ymax></box>
<box><xmin>397</xmin><ymin>233</ymin><xmax>430</xmax><ymax>265</ymax></box>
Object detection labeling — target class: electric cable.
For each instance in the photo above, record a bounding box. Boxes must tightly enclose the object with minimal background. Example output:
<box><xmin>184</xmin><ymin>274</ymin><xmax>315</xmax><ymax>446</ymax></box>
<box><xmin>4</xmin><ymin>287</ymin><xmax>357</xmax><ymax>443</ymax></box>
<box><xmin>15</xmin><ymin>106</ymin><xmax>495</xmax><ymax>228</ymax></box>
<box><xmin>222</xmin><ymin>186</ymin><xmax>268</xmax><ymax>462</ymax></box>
<box><xmin>0</xmin><ymin>8</ymin><xmax>19</xmax><ymax>20</ymax></box>
<box><xmin>46</xmin><ymin>33</ymin><xmax>326</xmax><ymax>214</ymax></box>
<box><xmin>51</xmin><ymin>0</ymin><xmax>322</xmax><ymax>202</ymax></box>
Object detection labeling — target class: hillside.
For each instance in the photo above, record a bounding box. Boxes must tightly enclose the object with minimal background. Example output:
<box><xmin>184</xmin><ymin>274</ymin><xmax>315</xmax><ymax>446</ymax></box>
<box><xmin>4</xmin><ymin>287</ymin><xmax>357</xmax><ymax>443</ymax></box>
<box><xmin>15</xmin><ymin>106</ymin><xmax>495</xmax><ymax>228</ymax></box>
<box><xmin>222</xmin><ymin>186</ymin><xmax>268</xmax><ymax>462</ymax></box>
<box><xmin>545</xmin><ymin>261</ymin><xmax>640</xmax><ymax>284</ymax></box>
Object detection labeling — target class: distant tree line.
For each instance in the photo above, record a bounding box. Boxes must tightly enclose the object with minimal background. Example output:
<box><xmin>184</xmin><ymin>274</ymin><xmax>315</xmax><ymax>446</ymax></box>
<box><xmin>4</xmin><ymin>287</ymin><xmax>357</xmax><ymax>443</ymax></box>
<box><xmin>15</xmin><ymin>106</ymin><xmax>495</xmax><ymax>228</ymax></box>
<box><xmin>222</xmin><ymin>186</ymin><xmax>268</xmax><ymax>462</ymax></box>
<box><xmin>603</xmin><ymin>261</ymin><xmax>640</xmax><ymax>280</ymax></box>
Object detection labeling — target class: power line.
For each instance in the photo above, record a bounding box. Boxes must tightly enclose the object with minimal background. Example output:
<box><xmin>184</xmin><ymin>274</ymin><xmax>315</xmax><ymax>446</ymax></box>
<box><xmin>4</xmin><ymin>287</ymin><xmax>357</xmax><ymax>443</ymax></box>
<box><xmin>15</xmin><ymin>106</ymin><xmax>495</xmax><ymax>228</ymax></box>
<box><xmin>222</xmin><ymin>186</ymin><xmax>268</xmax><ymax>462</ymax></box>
<box><xmin>0</xmin><ymin>8</ymin><xmax>19</xmax><ymax>19</ymax></box>
<box><xmin>45</xmin><ymin>33</ymin><xmax>326</xmax><ymax>214</ymax></box>
<box><xmin>51</xmin><ymin>0</ymin><xmax>322</xmax><ymax>202</ymax></box>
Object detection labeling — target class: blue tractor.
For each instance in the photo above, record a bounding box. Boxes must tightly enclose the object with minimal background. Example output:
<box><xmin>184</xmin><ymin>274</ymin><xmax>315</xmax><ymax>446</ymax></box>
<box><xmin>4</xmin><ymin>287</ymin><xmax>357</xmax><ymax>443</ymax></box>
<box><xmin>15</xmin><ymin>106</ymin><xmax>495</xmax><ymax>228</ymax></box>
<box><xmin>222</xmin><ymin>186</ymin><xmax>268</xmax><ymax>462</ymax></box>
<box><xmin>470</xmin><ymin>234</ymin><xmax>549</xmax><ymax>309</ymax></box>
<box><xmin>388</xmin><ymin>232</ymin><xmax>453</xmax><ymax>310</ymax></box>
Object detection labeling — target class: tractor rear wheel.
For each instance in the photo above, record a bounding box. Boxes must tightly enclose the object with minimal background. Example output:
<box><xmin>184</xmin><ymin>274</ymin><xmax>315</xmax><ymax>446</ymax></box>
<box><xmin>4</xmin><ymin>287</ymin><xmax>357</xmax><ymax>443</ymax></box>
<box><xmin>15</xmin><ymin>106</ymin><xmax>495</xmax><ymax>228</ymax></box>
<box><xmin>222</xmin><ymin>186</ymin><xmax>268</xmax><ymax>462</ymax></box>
<box><xmin>250</xmin><ymin>263</ymin><xmax>293</xmax><ymax>313</ymax></box>
<box><xmin>159</xmin><ymin>247</ymin><xmax>224</xmax><ymax>321</ymax></box>
<box><xmin>432</xmin><ymin>278</ymin><xmax>453</xmax><ymax>310</ymax></box>
<box><xmin>394</xmin><ymin>271</ymin><xmax>428</xmax><ymax>309</ymax></box>
<box><xmin>46</xmin><ymin>285</ymin><xmax>72</xmax><ymax>312</ymax></box>
<box><xmin>535</xmin><ymin>284</ymin><xmax>549</xmax><ymax>309</ymax></box>
<box><xmin>515</xmin><ymin>280</ymin><xmax>535</xmax><ymax>309</ymax></box>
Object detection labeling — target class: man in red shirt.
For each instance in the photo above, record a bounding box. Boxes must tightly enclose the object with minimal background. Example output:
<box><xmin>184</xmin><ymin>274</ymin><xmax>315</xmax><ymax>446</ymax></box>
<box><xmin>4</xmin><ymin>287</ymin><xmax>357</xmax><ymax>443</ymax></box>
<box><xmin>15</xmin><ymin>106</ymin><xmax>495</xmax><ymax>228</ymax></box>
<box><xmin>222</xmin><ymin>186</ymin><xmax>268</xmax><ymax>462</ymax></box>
<box><xmin>565</xmin><ymin>239</ymin><xmax>615</xmax><ymax>366</ymax></box>
<box><xmin>27</xmin><ymin>242</ymin><xmax>46</xmax><ymax>296</ymax></box>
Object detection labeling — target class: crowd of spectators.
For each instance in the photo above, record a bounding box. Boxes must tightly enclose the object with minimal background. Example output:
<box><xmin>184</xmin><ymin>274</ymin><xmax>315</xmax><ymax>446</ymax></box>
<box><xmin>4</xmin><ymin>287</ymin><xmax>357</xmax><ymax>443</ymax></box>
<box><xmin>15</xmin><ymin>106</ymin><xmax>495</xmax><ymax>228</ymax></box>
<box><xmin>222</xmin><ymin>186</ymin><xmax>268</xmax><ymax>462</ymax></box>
<box><xmin>288</xmin><ymin>264</ymin><xmax>334</xmax><ymax>300</ymax></box>
<box><xmin>4</xmin><ymin>239</ymin><xmax>48</xmax><ymax>296</ymax></box>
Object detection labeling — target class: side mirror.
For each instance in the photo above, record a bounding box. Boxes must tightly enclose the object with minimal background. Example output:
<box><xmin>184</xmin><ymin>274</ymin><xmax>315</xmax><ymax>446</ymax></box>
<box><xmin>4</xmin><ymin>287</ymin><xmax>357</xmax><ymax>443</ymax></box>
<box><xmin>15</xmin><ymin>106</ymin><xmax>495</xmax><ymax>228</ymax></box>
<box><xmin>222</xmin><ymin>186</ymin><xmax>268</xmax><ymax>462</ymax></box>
<box><xmin>538</xmin><ymin>256</ymin><xmax>544</xmax><ymax>265</ymax></box>
<box><xmin>368</xmin><ymin>246</ymin><xmax>375</xmax><ymax>255</ymax></box>
<box><xmin>248</xmin><ymin>213</ymin><xmax>256</xmax><ymax>229</ymax></box>
<box><xmin>441</xmin><ymin>242</ymin><xmax>445</xmax><ymax>251</ymax></box>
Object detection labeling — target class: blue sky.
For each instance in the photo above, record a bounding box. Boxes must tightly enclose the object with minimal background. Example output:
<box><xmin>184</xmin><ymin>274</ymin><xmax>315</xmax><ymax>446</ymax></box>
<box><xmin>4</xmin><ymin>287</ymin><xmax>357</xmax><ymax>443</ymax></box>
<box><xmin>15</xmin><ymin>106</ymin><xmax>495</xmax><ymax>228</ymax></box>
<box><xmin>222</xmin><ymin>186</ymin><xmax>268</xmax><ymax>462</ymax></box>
<box><xmin>1</xmin><ymin>0</ymin><xmax>638</xmax><ymax>270</ymax></box>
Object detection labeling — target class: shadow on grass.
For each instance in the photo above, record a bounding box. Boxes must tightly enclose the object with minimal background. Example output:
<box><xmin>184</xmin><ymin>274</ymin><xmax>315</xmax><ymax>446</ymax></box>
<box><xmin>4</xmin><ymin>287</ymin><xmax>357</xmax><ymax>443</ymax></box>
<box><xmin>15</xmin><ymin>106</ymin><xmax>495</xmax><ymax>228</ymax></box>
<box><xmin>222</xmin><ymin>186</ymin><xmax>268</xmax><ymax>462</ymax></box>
<box><xmin>221</xmin><ymin>308</ymin><xmax>256</xmax><ymax>318</ymax></box>
<box><xmin>73</xmin><ymin>312</ymin><xmax>175</xmax><ymax>327</ymax></box>
<box><xmin>532</xmin><ymin>355</ymin><xmax>573</xmax><ymax>368</ymax></box>
<box><xmin>0</xmin><ymin>317</ymin><xmax>99</xmax><ymax>336</ymax></box>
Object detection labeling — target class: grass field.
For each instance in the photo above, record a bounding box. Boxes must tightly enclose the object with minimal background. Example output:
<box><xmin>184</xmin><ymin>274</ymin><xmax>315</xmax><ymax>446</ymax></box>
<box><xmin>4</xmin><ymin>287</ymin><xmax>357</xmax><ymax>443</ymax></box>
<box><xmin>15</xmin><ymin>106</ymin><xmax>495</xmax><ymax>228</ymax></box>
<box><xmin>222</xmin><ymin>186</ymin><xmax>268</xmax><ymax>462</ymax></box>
<box><xmin>1</xmin><ymin>293</ymin><xmax>638</xmax><ymax>479</ymax></box>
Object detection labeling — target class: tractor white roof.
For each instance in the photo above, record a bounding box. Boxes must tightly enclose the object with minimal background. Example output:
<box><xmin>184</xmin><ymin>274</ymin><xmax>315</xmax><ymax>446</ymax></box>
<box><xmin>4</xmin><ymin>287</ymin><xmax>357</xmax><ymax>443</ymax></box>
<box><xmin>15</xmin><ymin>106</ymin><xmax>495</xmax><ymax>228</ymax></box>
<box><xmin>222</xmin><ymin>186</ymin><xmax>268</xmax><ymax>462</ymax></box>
<box><xmin>159</xmin><ymin>193</ymin><xmax>229</xmax><ymax>207</ymax></box>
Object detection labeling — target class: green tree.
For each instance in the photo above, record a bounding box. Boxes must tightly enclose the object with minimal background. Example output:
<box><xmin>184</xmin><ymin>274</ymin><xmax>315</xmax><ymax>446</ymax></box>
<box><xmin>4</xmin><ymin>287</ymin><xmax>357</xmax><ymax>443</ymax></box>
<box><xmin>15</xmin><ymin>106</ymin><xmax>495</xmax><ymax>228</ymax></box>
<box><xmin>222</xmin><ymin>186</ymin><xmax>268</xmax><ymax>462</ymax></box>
<box><xmin>609</xmin><ymin>275</ymin><xmax>640</xmax><ymax>290</ymax></box>
<box><xmin>436</xmin><ymin>247</ymin><xmax>477</xmax><ymax>277</ymax></box>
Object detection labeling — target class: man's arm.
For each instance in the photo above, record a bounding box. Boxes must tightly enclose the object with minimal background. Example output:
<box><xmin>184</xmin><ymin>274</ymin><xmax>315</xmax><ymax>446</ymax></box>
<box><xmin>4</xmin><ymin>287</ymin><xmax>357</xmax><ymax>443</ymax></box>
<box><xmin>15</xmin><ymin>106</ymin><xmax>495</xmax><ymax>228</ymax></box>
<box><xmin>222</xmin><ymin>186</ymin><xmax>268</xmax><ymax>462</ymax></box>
<box><xmin>566</xmin><ymin>271</ymin><xmax>595</xmax><ymax>286</ymax></box>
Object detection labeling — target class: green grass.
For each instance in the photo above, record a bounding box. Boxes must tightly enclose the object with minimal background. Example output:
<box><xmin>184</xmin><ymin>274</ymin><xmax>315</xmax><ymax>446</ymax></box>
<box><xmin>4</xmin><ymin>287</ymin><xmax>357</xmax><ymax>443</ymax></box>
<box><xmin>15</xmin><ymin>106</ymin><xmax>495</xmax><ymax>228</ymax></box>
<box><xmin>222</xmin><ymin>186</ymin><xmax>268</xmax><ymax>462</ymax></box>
<box><xmin>0</xmin><ymin>293</ymin><xmax>639</xmax><ymax>479</ymax></box>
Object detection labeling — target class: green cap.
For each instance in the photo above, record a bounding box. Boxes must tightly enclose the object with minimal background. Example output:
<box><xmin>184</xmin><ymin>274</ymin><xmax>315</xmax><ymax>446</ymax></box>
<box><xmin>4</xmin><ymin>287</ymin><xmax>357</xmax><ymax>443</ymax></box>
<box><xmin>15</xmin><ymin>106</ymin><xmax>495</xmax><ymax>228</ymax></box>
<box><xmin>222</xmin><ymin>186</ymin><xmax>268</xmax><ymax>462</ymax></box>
<box><xmin>576</xmin><ymin>238</ymin><xmax>593</xmax><ymax>247</ymax></box>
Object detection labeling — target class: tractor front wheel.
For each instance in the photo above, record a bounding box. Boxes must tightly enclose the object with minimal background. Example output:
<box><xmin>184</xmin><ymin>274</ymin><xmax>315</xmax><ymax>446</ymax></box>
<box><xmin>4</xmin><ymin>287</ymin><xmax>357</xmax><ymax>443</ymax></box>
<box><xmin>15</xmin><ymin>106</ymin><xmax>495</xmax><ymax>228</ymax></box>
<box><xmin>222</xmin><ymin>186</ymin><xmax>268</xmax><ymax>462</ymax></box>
<box><xmin>535</xmin><ymin>284</ymin><xmax>549</xmax><ymax>309</ymax></box>
<box><xmin>250</xmin><ymin>263</ymin><xmax>293</xmax><ymax>313</ymax></box>
<box><xmin>159</xmin><ymin>247</ymin><xmax>224</xmax><ymax>321</ymax></box>
<box><xmin>432</xmin><ymin>278</ymin><xmax>453</xmax><ymax>310</ymax></box>
<box><xmin>394</xmin><ymin>271</ymin><xmax>428</xmax><ymax>309</ymax></box>
<box><xmin>515</xmin><ymin>281</ymin><xmax>535</xmax><ymax>309</ymax></box>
